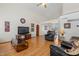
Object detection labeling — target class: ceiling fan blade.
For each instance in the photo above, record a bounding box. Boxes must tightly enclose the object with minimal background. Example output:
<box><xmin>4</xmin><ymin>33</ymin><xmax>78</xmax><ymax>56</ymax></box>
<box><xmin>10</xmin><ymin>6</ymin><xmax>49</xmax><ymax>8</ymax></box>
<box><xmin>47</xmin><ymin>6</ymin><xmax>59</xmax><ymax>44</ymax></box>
<box><xmin>44</xmin><ymin>4</ymin><xmax>47</xmax><ymax>8</ymax></box>
<box><xmin>37</xmin><ymin>3</ymin><xmax>47</xmax><ymax>8</ymax></box>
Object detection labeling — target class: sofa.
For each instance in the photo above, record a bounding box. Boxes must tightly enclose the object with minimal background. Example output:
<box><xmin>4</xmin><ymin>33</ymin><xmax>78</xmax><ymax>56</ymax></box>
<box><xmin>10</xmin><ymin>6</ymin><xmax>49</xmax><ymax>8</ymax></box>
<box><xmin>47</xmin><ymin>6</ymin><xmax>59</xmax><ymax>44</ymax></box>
<box><xmin>45</xmin><ymin>30</ymin><xmax>55</xmax><ymax>41</ymax></box>
<box><xmin>50</xmin><ymin>45</ymin><xmax>68</xmax><ymax>56</ymax></box>
<box><xmin>50</xmin><ymin>41</ymin><xmax>79</xmax><ymax>56</ymax></box>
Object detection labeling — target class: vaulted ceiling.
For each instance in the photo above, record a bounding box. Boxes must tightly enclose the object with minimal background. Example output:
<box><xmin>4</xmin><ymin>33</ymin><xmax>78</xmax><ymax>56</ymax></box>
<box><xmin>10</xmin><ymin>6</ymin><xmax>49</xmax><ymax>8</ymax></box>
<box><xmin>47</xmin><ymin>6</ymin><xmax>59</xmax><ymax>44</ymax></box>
<box><xmin>23</xmin><ymin>3</ymin><xmax>63</xmax><ymax>20</ymax></box>
<box><xmin>0</xmin><ymin>3</ymin><xmax>62</xmax><ymax>22</ymax></box>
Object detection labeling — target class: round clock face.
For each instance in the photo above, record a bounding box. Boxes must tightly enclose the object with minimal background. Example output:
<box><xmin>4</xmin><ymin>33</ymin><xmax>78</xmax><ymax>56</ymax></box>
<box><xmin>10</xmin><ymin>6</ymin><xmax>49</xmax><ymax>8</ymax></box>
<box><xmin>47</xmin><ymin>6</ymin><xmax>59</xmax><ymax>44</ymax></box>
<box><xmin>20</xmin><ymin>18</ymin><xmax>26</xmax><ymax>24</ymax></box>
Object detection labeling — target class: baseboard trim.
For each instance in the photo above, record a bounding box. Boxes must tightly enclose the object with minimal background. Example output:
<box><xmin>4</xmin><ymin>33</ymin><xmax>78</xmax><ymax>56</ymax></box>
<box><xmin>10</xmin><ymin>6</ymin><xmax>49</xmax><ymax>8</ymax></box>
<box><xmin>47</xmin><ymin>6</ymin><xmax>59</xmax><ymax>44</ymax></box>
<box><xmin>0</xmin><ymin>41</ymin><xmax>11</xmax><ymax>44</ymax></box>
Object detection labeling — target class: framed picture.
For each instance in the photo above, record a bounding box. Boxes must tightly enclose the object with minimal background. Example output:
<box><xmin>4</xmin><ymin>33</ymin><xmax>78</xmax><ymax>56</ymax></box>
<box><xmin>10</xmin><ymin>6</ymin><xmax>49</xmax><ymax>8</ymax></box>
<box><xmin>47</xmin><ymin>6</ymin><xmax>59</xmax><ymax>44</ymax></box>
<box><xmin>31</xmin><ymin>28</ymin><xmax>34</xmax><ymax>32</ymax></box>
<box><xmin>5</xmin><ymin>21</ymin><xmax>10</xmax><ymax>32</ymax></box>
<box><xmin>31</xmin><ymin>23</ymin><xmax>34</xmax><ymax>27</ymax></box>
<box><xmin>64</xmin><ymin>23</ymin><xmax>71</xmax><ymax>28</ymax></box>
<box><xmin>77</xmin><ymin>25</ymin><xmax>79</xmax><ymax>27</ymax></box>
<box><xmin>31</xmin><ymin>23</ymin><xmax>34</xmax><ymax>32</ymax></box>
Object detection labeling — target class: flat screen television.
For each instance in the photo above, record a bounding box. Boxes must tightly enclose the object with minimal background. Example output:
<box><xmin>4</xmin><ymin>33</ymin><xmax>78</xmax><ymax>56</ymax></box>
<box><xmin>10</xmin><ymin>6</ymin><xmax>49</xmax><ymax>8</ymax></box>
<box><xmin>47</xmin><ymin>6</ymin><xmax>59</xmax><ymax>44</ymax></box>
<box><xmin>18</xmin><ymin>27</ymin><xmax>29</xmax><ymax>34</ymax></box>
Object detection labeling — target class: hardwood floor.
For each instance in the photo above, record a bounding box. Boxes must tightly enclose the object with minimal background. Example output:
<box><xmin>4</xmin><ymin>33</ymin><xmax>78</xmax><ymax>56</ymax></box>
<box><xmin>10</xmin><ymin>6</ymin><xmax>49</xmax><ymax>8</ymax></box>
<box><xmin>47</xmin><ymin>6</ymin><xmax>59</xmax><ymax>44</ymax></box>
<box><xmin>0</xmin><ymin>36</ymin><xmax>53</xmax><ymax>56</ymax></box>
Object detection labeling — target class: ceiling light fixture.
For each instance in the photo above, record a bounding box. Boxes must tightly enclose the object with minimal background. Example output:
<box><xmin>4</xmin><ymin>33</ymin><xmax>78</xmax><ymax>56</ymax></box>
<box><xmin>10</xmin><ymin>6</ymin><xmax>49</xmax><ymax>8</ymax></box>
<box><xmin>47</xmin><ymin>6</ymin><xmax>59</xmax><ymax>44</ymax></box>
<box><xmin>37</xmin><ymin>3</ymin><xmax>47</xmax><ymax>8</ymax></box>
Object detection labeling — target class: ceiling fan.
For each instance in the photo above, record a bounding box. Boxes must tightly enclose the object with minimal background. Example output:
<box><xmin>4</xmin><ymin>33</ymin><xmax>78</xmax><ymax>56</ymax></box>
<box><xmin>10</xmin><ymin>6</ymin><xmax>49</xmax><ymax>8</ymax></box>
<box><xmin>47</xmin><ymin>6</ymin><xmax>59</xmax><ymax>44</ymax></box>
<box><xmin>37</xmin><ymin>3</ymin><xmax>47</xmax><ymax>8</ymax></box>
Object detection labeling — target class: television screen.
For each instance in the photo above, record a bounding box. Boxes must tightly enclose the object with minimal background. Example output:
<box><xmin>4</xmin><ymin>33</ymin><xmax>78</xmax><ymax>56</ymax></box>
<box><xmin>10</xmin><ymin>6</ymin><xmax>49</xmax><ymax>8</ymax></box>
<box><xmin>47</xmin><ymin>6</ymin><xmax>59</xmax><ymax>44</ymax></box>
<box><xmin>18</xmin><ymin>27</ymin><xmax>29</xmax><ymax>34</ymax></box>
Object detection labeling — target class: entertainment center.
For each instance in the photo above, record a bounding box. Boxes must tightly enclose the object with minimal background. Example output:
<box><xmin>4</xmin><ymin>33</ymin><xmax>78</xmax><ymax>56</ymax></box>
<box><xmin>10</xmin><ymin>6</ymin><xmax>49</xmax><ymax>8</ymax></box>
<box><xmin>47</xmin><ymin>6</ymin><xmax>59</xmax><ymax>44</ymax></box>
<box><xmin>11</xmin><ymin>26</ymin><xmax>31</xmax><ymax>52</ymax></box>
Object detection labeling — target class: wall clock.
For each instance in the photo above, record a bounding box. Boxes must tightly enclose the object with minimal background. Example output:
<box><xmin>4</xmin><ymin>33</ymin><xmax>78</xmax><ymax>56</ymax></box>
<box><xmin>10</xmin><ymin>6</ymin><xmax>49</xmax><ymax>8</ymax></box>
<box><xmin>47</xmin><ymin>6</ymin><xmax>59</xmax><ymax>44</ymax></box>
<box><xmin>20</xmin><ymin>18</ymin><xmax>26</xmax><ymax>24</ymax></box>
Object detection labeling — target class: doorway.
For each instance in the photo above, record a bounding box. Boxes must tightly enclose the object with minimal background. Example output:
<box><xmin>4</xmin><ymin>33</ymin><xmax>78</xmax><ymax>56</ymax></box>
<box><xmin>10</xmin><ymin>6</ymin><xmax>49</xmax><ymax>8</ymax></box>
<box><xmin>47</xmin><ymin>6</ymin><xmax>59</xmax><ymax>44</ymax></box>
<box><xmin>36</xmin><ymin>24</ymin><xmax>39</xmax><ymax>36</ymax></box>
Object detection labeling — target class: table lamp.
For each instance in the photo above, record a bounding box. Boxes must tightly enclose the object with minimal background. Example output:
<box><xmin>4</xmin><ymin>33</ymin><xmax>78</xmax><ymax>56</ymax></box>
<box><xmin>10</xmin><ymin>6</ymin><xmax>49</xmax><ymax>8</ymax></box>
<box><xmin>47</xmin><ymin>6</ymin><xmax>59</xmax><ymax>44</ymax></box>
<box><xmin>60</xmin><ymin>28</ymin><xmax>64</xmax><ymax>36</ymax></box>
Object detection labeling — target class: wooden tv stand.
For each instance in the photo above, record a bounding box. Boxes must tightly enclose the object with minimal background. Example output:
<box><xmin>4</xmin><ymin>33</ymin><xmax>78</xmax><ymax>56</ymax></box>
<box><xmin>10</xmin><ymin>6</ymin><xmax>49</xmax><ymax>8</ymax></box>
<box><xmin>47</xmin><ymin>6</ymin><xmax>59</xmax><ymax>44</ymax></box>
<box><xmin>16</xmin><ymin>34</ymin><xmax>31</xmax><ymax>40</ymax></box>
<box><xmin>13</xmin><ymin>34</ymin><xmax>31</xmax><ymax>52</ymax></box>
<box><xmin>25</xmin><ymin>34</ymin><xmax>31</xmax><ymax>40</ymax></box>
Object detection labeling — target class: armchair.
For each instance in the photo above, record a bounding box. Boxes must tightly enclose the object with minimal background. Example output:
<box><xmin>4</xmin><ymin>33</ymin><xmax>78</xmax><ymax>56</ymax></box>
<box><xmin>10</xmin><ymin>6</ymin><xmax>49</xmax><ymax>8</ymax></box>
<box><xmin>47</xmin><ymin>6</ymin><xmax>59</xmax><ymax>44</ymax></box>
<box><xmin>45</xmin><ymin>31</ymin><xmax>55</xmax><ymax>41</ymax></box>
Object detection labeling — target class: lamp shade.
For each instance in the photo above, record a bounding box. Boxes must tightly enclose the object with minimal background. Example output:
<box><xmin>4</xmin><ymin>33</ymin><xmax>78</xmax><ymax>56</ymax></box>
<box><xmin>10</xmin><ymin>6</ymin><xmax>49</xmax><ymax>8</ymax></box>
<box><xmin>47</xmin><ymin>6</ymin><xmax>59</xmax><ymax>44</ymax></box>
<box><xmin>60</xmin><ymin>28</ymin><xmax>64</xmax><ymax>36</ymax></box>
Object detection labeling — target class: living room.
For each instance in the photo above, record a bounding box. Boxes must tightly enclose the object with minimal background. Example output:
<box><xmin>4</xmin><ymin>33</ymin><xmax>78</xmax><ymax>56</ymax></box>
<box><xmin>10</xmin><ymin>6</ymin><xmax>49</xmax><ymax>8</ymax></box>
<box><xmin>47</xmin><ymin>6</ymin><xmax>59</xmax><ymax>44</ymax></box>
<box><xmin>0</xmin><ymin>3</ymin><xmax>79</xmax><ymax>56</ymax></box>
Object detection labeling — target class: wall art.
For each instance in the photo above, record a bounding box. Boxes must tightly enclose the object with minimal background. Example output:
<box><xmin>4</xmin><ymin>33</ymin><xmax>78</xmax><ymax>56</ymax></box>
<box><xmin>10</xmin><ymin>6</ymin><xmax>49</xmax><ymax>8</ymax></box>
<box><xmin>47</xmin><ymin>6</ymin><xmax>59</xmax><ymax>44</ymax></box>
<box><xmin>20</xmin><ymin>18</ymin><xmax>26</xmax><ymax>24</ymax></box>
<box><xmin>64</xmin><ymin>23</ymin><xmax>71</xmax><ymax>28</ymax></box>
<box><xmin>5</xmin><ymin>21</ymin><xmax>10</xmax><ymax>32</ymax></box>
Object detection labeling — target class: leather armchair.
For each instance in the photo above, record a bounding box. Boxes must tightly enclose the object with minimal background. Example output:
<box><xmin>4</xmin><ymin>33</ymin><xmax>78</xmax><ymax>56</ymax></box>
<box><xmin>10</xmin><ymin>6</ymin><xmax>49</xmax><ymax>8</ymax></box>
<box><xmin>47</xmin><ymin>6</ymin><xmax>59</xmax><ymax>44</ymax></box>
<box><xmin>45</xmin><ymin>31</ymin><xmax>55</xmax><ymax>41</ymax></box>
<box><xmin>61</xmin><ymin>41</ymin><xmax>73</xmax><ymax>49</ymax></box>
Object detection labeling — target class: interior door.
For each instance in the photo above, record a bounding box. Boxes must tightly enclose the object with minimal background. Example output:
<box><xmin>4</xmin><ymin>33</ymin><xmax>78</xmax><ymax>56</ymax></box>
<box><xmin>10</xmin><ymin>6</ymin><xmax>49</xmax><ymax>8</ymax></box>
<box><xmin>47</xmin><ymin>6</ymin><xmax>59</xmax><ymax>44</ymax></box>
<box><xmin>36</xmin><ymin>24</ymin><xmax>39</xmax><ymax>36</ymax></box>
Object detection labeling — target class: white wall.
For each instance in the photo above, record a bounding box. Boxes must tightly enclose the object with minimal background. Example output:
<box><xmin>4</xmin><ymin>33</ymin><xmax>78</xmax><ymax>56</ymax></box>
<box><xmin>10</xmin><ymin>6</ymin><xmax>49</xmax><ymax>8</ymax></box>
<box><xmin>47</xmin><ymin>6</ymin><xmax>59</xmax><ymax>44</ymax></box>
<box><xmin>0</xmin><ymin>4</ymin><xmax>44</xmax><ymax>43</ymax></box>
<box><xmin>62</xmin><ymin>3</ymin><xmax>79</xmax><ymax>14</ymax></box>
<box><xmin>60</xmin><ymin>12</ymin><xmax>79</xmax><ymax>41</ymax></box>
<box><xmin>60</xmin><ymin>4</ymin><xmax>79</xmax><ymax>41</ymax></box>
